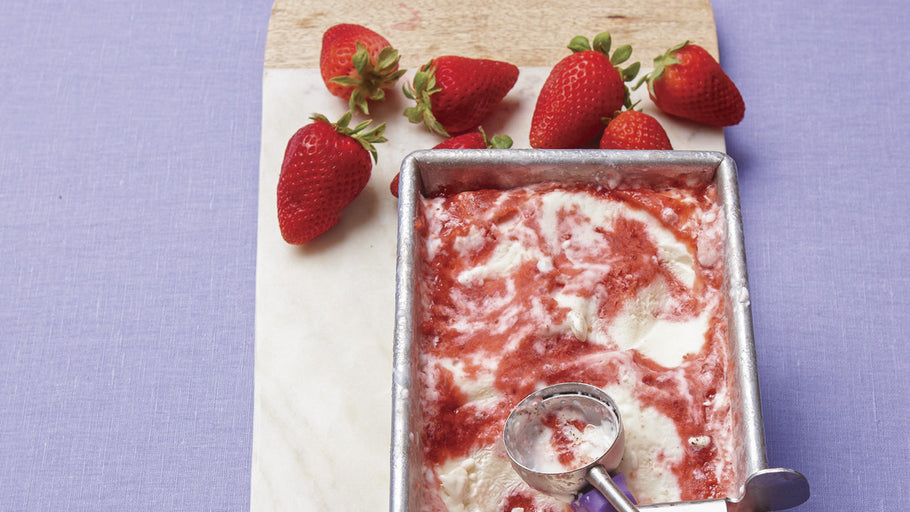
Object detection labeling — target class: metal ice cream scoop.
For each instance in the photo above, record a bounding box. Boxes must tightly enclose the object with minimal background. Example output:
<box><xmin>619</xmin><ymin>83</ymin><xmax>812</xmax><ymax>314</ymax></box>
<box><xmin>503</xmin><ymin>382</ymin><xmax>640</xmax><ymax>512</ymax></box>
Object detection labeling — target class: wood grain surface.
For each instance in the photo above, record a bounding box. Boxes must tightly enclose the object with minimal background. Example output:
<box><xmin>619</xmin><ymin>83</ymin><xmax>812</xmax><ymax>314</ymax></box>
<box><xmin>265</xmin><ymin>0</ymin><xmax>719</xmax><ymax>69</ymax></box>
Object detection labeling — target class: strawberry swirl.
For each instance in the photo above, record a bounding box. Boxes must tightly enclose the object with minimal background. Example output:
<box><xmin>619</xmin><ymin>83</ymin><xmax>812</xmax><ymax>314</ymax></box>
<box><xmin>413</xmin><ymin>181</ymin><xmax>737</xmax><ymax>511</ymax></box>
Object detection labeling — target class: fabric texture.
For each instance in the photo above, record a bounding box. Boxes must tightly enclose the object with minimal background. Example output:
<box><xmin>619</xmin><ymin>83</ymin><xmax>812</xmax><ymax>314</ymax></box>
<box><xmin>0</xmin><ymin>1</ymin><xmax>270</xmax><ymax>509</ymax></box>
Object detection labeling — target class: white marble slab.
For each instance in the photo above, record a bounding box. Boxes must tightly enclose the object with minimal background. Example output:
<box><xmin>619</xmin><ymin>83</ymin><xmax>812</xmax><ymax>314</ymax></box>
<box><xmin>252</xmin><ymin>67</ymin><xmax>725</xmax><ymax>511</ymax></box>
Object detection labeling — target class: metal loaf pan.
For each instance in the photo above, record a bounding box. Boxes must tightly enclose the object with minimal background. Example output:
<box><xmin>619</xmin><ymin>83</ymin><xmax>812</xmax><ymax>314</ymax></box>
<box><xmin>391</xmin><ymin>150</ymin><xmax>809</xmax><ymax>512</ymax></box>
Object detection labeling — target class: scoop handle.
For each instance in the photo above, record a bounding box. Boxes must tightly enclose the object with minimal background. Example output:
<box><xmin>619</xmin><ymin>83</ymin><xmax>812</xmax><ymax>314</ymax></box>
<box><xmin>586</xmin><ymin>465</ymin><xmax>640</xmax><ymax>512</ymax></box>
<box><xmin>572</xmin><ymin>472</ymin><xmax>637</xmax><ymax>512</ymax></box>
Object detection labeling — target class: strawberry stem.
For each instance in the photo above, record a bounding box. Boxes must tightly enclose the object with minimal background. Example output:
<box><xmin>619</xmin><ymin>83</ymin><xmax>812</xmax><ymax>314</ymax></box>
<box><xmin>329</xmin><ymin>43</ymin><xmax>406</xmax><ymax>115</ymax></box>
<box><xmin>477</xmin><ymin>126</ymin><xmax>514</xmax><ymax>149</ymax></box>
<box><xmin>311</xmin><ymin>112</ymin><xmax>387</xmax><ymax>163</ymax></box>
<box><xmin>635</xmin><ymin>40</ymin><xmax>689</xmax><ymax>96</ymax></box>
<box><xmin>402</xmin><ymin>60</ymin><xmax>449</xmax><ymax>137</ymax></box>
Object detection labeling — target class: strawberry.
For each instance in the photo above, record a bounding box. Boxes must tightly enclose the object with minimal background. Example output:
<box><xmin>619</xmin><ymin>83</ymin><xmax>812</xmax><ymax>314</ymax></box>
<box><xmin>389</xmin><ymin>175</ymin><xmax>400</xmax><ymax>198</ymax></box>
<box><xmin>599</xmin><ymin>110</ymin><xmax>673</xmax><ymax>150</ymax></box>
<box><xmin>320</xmin><ymin>23</ymin><xmax>406</xmax><ymax>115</ymax></box>
<box><xmin>432</xmin><ymin>127</ymin><xmax>513</xmax><ymax>150</ymax></box>
<box><xmin>529</xmin><ymin>32</ymin><xmax>640</xmax><ymax>149</ymax></box>
<box><xmin>637</xmin><ymin>42</ymin><xmax>744</xmax><ymax>126</ymax></box>
<box><xmin>389</xmin><ymin>128</ymin><xmax>512</xmax><ymax>197</ymax></box>
<box><xmin>403</xmin><ymin>56</ymin><xmax>519</xmax><ymax>136</ymax></box>
<box><xmin>277</xmin><ymin>112</ymin><xmax>386</xmax><ymax>244</ymax></box>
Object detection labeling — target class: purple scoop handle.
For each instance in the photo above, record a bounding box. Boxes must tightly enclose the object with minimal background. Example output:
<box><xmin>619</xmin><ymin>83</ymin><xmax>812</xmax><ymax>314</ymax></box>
<box><xmin>570</xmin><ymin>473</ymin><xmax>637</xmax><ymax>512</ymax></box>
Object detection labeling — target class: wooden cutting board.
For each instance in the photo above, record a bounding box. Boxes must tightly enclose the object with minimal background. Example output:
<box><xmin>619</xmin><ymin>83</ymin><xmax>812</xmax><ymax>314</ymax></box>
<box><xmin>264</xmin><ymin>0</ymin><xmax>720</xmax><ymax>67</ymax></box>
<box><xmin>253</xmin><ymin>1</ymin><xmax>723</xmax><ymax>510</ymax></box>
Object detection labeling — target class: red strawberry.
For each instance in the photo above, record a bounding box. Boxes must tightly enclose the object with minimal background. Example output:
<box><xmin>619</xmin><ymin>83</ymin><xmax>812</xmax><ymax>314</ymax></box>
<box><xmin>599</xmin><ymin>110</ymin><xmax>673</xmax><ymax>150</ymax></box>
<box><xmin>403</xmin><ymin>56</ymin><xmax>519</xmax><ymax>136</ymax></box>
<box><xmin>389</xmin><ymin>175</ymin><xmax>400</xmax><ymax>198</ymax></box>
<box><xmin>320</xmin><ymin>24</ymin><xmax>406</xmax><ymax>115</ymax></box>
<box><xmin>638</xmin><ymin>42</ymin><xmax>744</xmax><ymax>126</ymax></box>
<box><xmin>530</xmin><ymin>32</ymin><xmax>640</xmax><ymax>149</ymax></box>
<box><xmin>433</xmin><ymin>128</ymin><xmax>513</xmax><ymax>150</ymax></box>
<box><xmin>278</xmin><ymin>112</ymin><xmax>386</xmax><ymax>244</ymax></box>
<box><xmin>389</xmin><ymin>128</ymin><xmax>512</xmax><ymax>197</ymax></box>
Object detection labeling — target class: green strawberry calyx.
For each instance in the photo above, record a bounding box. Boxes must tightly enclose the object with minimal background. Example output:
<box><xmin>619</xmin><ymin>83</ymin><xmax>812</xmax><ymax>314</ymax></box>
<box><xmin>311</xmin><ymin>112</ymin><xmax>387</xmax><ymax>163</ymax></box>
<box><xmin>634</xmin><ymin>41</ymin><xmax>689</xmax><ymax>97</ymax></box>
<box><xmin>330</xmin><ymin>43</ymin><xmax>407</xmax><ymax>115</ymax></box>
<box><xmin>478</xmin><ymin>126</ymin><xmax>514</xmax><ymax>149</ymax></box>
<box><xmin>402</xmin><ymin>60</ymin><xmax>449</xmax><ymax>137</ymax></box>
<box><xmin>568</xmin><ymin>32</ymin><xmax>641</xmax><ymax>109</ymax></box>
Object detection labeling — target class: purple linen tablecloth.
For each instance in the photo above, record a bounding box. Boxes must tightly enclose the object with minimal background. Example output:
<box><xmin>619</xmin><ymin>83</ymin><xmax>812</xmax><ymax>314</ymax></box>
<box><xmin>0</xmin><ymin>0</ymin><xmax>907</xmax><ymax>510</ymax></box>
<box><xmin>1</xmin><ymin>1</ymin><xmax>271</xmax><ymax>509</ymax></box>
